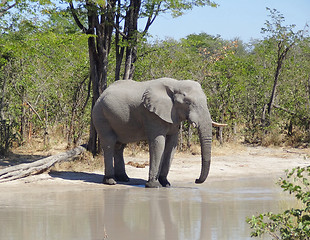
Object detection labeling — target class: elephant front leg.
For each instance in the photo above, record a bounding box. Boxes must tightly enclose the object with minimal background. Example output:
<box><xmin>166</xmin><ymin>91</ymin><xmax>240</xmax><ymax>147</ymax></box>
<box><xmin>146</xmin><ymin>135</ymin><xmax>166</xmax><ymax>188</ymax></box>
<box><xmin>159</xmin><ymin>133</ymin><xmax>178</xmax><ymax>187</ymax></box>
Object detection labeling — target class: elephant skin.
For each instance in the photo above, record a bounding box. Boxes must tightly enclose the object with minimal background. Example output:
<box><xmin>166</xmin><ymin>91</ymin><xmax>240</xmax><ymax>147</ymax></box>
<box><xmin>92</xmin><ymin>78</ymin><xmax>213</xmax><ymax>188</ymax></box>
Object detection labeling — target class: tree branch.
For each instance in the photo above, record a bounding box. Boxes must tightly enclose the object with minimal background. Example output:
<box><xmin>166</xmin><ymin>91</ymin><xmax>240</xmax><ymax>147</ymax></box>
<box><xmin>273</xmin><ymin>104</ymin><xmax>310</xmax><ymax>121</ymax></box>
<box><xmin>142</xmin><ymin>2</ymin><xmax>161</xmax><ymax>36</ymax></box>
<box><xmin>0</xmin><ymin>4</ymin><xmax>15</xmax><ymax>16</ymax></box>
<box><xmin>69</xmin><ymin>2</ymin><xmax>88</xmax><ymax>33</ymax></box>
<box><xmin>114</xmin><ymin>22</ymin><xmax>127</xmax><ymax>38</ymax></box>
<box><xmin>25</xmin><ymin>101</ymin><xmax>42</xmax><ymax>121</ymax></box>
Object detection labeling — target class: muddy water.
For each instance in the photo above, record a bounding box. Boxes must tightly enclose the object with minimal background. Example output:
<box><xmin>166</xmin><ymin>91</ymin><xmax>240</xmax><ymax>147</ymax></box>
<box><xmin>0</xmin><ymin>177</ymin><xmax>293</xmax><ymax>240</ymax></box>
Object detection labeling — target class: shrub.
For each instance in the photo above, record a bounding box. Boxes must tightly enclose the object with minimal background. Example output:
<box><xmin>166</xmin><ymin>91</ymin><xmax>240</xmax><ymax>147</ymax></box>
<box><xmin>247</xmin><ymin>166</ymin><xmax>310</xmax><ymax>239</ymax></box>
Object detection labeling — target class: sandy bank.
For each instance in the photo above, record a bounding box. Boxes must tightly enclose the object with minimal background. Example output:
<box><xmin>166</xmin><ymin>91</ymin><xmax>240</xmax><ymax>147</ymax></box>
<box><xmin>0</xmin><ymin>145</ymin><xmax>309</xmax><ymax>191</ymax></box>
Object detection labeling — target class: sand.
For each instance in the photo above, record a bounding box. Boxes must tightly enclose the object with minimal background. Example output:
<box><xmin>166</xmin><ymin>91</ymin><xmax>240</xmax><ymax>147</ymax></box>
<box><xmin>0</xmin><ymin>144</ymin><xmax>308</xmax><ymax>191</ymax></box>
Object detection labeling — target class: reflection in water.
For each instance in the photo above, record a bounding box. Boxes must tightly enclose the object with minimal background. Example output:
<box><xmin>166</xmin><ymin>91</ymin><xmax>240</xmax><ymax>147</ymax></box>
<box><xmin>0</xmin><ymin>177</ymin><xmax>291</xmax><ymax>240</ymax></box>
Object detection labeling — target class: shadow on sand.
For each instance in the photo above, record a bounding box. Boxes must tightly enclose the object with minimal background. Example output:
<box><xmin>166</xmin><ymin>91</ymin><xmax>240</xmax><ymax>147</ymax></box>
<box><xmin>0</xmin><ymin>153</ymin><xmax>47</xmax><ymax>168</ymax></box>
<box><xmin>49</xmin><ymin>171</ymin><xmax>147</xmax><ymax>187</ymax></box>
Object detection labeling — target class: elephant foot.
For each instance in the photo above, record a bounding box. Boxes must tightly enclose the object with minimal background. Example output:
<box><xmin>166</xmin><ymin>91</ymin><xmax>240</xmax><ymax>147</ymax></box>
<box><xmin>159</xmin><ymin>176</ymin><xmax>171</xmax><ymax>187</ymax></box>
<box><xmin>115</xmin><ymin>174</ymin><xmax>130</xmax><ymax>182</ymax></box>
<box><xmin>145</xmin><ymin>180</ymin><xmax>161</xmax><ymax>188</ymax></box>
<box><xmin>103</xmin><ymin>176</ymin><xmax>117</xmax><ymax>185</ymax></box>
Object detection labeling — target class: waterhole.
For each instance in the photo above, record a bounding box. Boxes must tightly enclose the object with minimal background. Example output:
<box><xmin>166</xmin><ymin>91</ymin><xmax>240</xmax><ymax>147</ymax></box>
<box><xmin>0</xmin><ymin>177</ymin><xmax>293</xmax><ymax>240</ymax></box>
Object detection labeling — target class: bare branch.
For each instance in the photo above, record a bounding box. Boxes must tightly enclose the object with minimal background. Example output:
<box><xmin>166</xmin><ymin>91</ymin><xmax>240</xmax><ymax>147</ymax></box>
<box><xmin>25</xmin><ymin>101</ymin><xmax>42</xmax><ymax>121</ymax></box>
<box><xmin>114</xmin><ymin>22</ymin><xmax>127</xmax><ymax>38</ymax></box>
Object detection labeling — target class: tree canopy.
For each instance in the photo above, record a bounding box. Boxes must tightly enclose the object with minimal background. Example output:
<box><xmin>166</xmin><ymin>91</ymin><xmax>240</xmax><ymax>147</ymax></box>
<box><xmin>0</xmin><ymin>4</ymin><xmax>309</xmax><ymax>155</ymax></box>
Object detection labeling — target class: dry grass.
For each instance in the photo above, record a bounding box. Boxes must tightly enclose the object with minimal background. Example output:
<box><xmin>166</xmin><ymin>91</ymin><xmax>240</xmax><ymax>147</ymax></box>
<box><xmin>51</xmin><ymin>150</ymin><xmax>103</xmax><ymax>172</ymax></box>
<box><xmin>211</xmin><ymin>142</ymin><xmax>248</xmax><ymax>156</ymax></box>
<box><xmin>5</xmin><ymin>129</ymin><xmax>310</xmax><ymax>174</ymax></box>
<box><xmin>124</xmin><ymin>142</ymin><xmax>149</xmax><ymax>157</ymax></box>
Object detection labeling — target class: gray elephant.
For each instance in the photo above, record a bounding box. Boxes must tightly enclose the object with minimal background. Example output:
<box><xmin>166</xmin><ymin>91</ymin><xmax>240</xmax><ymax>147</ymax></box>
<box><xmin>92</xmin><ymin>78</ymin><xmax>222</xmax><ymax>188</ymax></box>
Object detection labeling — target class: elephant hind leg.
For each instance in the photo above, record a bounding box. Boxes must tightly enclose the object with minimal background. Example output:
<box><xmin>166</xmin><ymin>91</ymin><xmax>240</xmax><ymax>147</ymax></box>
<box><xmin>95</xmin><ymin>119</ymin><xmax>117</xmax><ymax>185</ymax></box>
<box><xmin>102</xmin><ymin>144</ymin><xmax>117</xmax><ymax>185</ymax></box>
<box><xmin>114</xmin><ymin>142</ymin><xmax>129</xmax><ymax>182</ymax></box>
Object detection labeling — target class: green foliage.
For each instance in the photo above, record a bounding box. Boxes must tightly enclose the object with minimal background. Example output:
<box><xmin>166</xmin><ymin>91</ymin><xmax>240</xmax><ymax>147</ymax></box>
<box><xmin>247</xmin><ymin>166</ymin><xmax>310</xmax><ymax>239</ymax></box>
<box><xmin>134</xmin><ymin>38</ymin><xmax>205</xmax><ymax>81</ymax></box>
<box><xmin>0</xmin><ymin>4</ymin><xmax>309</xmax><ymax>149</ymax></box>
<box><xmin>135</xmin><ymin>28</ymin><xmax>309</xmax><ymax>145</ymax></box>
<box><xmin>0</xmin><ymin>19</ymin><xmax>90</xmax><ymax>147</ymax></box>
<box><xmin>0</xmin><ymin>120</ymin><xmax>18</xmax><ymax>155</ymax></box>
<box><xmin>160</xmin><ymin>0</ymin><xmax>218</xmax><ymax>17</ymax></box>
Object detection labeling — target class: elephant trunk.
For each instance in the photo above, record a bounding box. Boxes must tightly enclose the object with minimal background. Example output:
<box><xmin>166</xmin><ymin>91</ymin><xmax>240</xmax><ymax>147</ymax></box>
<box><xmin>195</xmin><ymin>121</ymin><xmax>212</xmax><ymax>184</ymax></box>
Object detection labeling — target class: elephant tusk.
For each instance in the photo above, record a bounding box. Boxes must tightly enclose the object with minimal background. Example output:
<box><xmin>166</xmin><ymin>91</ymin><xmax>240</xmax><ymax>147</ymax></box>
<box><xmin>212</xmin><ymin>121</ymin><xmax>227</xmax><ymax>127</ymax></box>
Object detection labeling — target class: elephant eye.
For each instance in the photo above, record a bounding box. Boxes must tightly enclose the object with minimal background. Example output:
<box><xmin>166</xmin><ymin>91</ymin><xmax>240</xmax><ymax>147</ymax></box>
<box><xmin>184</xmin><ymin>100</ymin><xmax>191</xmax><ymax>105</ymax></box>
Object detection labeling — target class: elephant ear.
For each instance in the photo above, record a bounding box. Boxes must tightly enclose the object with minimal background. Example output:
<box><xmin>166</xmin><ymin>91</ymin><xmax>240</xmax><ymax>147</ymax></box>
<box><xmin>142</xmin><ymin>84</ymin><xmax>177</xmax><ymax>124</ymax></box>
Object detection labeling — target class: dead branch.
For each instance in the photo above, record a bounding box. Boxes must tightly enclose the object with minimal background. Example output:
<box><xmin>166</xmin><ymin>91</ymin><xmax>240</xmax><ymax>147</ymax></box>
<box><xmin>0</xmin><ymin>145</ymin><xmax>86</xmax><ymax>183</ymax></box>
<box><xmin>273</xmin><ymin>104</ymin><xmax>310</xmax><ymax>121</ymax></box>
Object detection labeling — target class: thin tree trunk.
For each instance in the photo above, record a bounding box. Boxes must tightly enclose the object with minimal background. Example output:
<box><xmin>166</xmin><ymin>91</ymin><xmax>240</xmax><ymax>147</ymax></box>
<box><xmin>123</xmin><ymin>48</ymin><xmax>133</xmax><ymax>80</ymax></box>
<box><xmin>115</xmin><ymin>0</ymin><xmax>125</xmax><ymax>81</ymax></box>
<box><xmin>20</xmin><ymin>87</ymin><xmax>26</xmax><ymax>142</ymax></box>
<box><xmin>267</xmin><ymin>42</ymin><xmax>292</xmax><ymax>118</ymax></box>
<box><xmin>307</xmin><ymin>74</ymin><xmax>310</xmax><ymax>112</ymax></box>
<box><xmin>178</xmin><ymin>124</ymin><xmax>183</xmax><ymax>151</ymax></box>
<box><xmin>87</xmin><ymin>36</ymin><xmax>100</xmax><ymax>155</ymax></box>
<box><xmin>0</xmin><ymin>66</ymin><xmax>8</xmax><ymax>120</ymax></box>
<box><xmin>43</xmin><ymin>103</ymin><xmax>49</xmax><ymax>147</ymax></box>
<box><xmin>187</xmin><ymin>125</ymin><xmax>192</xmax><ymax>149</ymax></box>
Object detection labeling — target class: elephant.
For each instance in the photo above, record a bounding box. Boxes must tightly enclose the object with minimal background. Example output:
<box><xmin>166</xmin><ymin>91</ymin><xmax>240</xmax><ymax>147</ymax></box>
<box><xmin>92</xmin><ymin>78</ymin><xmax>224</xmax><ymax>188</ymax></box>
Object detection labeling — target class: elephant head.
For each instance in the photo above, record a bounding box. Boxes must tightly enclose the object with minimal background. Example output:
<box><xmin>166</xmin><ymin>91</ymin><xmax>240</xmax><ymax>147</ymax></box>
<box><xmin>142</xmin><ymin>79</ymin><xmax>213</xmax><ymax>184</ymax></box>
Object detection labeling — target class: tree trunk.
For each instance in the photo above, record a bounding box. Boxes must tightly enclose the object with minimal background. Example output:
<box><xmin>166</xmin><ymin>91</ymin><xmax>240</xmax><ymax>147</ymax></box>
<box><xmin>122</xmin><ymin>0</ymin><xmax>141</xmax><ymax>80</ymax></box>
<box><xmin>70</xmin><ymin>0</ymin><xmax>159</xmax><ymax>153</ymax></box>
<box><xmin>87</xmin><ymin>36</ymin><xmax>101</xmax><ymax>155</ymax></box>
<box><xmin>215</xmin><ymin>125</ymin><xmax>223</xmax><ymax>144</ymax></box>
<box><xmin>0</xmin><ymin>145</ymin><xmax>86</xmax><ymax>183</ymax></box>
<box><xmin>267</xmin><ymin>42</ymin><xmax>292</xmax><ymax>118</ymax></box>
<box><xmin>178</xmin><ymin>123</ymin><xmax>183</xmax><ymax>151</ymax></box>
<box><xmin>79</xmin><ymin>0</ymin><xmax>116</xmax><ymax>155</ymax></box>
<box><xmin>20</xmin><ymin>87</ymin><xmax>27</xmax><ymax>142</ymax></box>
<box><xmin>43</xmin><ymin>103</ymin><xmax>49</xmax><ymax>147</ymax></box>
<box><xmin>187</xmin><ymin>125</ymin><xmax>192</xmax><ymax>149</ymax></box>
<box><xmin>307</xmin><ymin>74</ymin><xmax>310</xmax><ymax>112</ymax></box>
<box><xmin>115</xmin><ymin>0</ymin><xmax>125</xmax><ymax>81</ymax></box>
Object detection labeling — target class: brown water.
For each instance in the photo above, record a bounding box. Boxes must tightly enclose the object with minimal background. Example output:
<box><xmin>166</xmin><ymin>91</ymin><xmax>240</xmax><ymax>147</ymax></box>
<box><xmin>0</xmin><ymin>177</ymin><xmax>292</xmax><ymax>240</ymax></box>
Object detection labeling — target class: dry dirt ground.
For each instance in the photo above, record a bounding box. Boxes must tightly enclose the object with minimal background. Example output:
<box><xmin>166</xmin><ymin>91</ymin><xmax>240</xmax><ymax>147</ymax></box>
<box><xmin>0</xmin><ymin>143</ymin><xmax>309</xmax><ymax>191</ymax></box>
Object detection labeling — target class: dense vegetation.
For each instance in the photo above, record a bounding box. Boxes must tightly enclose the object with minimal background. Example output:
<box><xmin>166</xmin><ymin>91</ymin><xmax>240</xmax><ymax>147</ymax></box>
<box><xmin>0</xmin><ymin>3</ymin><xmax>309</xmax><ymax>154</ymax></box>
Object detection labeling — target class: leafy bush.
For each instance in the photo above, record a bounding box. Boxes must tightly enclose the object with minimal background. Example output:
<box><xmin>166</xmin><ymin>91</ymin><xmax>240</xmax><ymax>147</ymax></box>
<box><xmin>247</xmin><ymin>166</ymin><xmax>310</xmax><ymax>239</ymax></box>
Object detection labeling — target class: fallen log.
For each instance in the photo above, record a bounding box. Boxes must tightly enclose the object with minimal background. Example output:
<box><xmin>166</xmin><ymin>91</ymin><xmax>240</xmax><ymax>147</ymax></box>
<box><xmin>0</xmin><ymin>145</ymin><xmax>87</xmax><ymax>183</ymax></box>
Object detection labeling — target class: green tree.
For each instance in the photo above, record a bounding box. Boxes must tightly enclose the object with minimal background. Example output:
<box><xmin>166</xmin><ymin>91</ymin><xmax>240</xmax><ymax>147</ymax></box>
<box><xmin>262</xmin><ymin>8</ymin><xmax>306</xmax><ymax>121</ymax></box>
<box><xmin>66</xmin><ymin>0</ymin><xmax>217</xmax><ymax>154</ymax></box>
<box><xmin>0</xmin><ymin>20</ymin><xmax>89</xmax><ymax>148</ymax></box>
